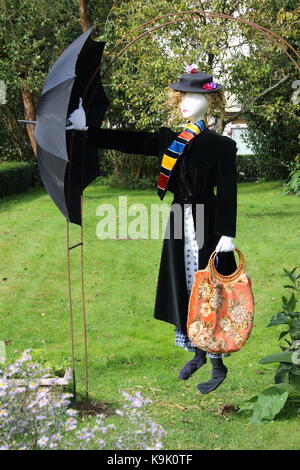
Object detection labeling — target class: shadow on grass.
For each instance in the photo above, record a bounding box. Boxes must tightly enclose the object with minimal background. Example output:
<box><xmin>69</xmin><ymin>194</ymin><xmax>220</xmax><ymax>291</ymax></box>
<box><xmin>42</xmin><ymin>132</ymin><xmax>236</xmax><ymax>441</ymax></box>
<box><xmin>244</xmin><ymin>211</ymin><xmax>300</xmax><ymax>218</ymax></box>
<box><xmin>84</xmin><ymin>192</ymin><xmax>130</xmax><ymax>201</ymax></box>
<box><xmin>238</xmin><ymin>181</ymin><xmax>285</xmax><ymax>194</ymax></box>
<box><xmin>0</xmin><ymin>186</ymin><xmax>47</xmax><ymax>209</ymax></box>
<box><xmin>275</xmin><ymin>401</ymin><xmax>300</xmax><ymax>421</ymax></box>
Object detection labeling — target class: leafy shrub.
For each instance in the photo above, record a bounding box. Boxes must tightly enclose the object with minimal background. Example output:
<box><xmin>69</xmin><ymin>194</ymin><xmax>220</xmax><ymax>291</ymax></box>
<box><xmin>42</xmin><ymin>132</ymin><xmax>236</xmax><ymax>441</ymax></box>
<box><xmin>99</xmin><ymin>149</ymin><xmax>114</xmax><ymax>177</ymax></box>
<box><xmin>96</xmin><ymin>153</ymin><xmax>286</xmax><ymax>187</ymax></box>
<box><xmin>236</xmin><ymin>154</ymin><xmax>260</xmax><ymax>182</ymax></box>
<box><xmin>0</xmin><ymin>350</ymin><xmax>166</xmax><ymax>450</ymax></box>
<box><xmin>236</xmin><ymin>154</ymin><xmax>288</xmax><ymax>183</ymax></box>
<box><xmin>239</xmin><ymin>267</ymin><xmax>300</xmax><ymax>424</ymax></box>
<box><xmin>0</xmin><ymin>161</ymin><xmax>32</xmax><ymax>197</ymax></box>
<box><xmin>95</xmin><ymin>173</ymin><xmax>156</xmax><ymax>190</ymax></box>
<box><xmin>30</xmin><ymin>349</ymin><xmax>71</xmax><ymax>378</ymax></box>
<box><xmin>282</xmin><ymin>158</ymin><xmax>300</xmax><ymax>196</ymax></box>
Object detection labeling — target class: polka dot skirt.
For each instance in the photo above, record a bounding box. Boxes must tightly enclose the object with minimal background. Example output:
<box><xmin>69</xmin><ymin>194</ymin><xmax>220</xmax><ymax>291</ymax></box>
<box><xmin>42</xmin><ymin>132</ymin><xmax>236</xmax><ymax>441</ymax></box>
<box><xmin>174</xmin><ymin>204</ymin><xmax>224</xmax><ymax>358</ymax></box>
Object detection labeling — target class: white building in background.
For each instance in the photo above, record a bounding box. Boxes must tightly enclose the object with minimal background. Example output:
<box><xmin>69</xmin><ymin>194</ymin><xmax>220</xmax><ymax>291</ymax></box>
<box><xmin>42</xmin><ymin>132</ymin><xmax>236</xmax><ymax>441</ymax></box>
<box><xmin>222</xmin><ymin>92</ymin><xmax>255</xmax><ymax>155</ymax></box>
<box><xmin>215</xmin><ymin>33</ymin><xmax>255</xmax><ymax>155</ymax></box>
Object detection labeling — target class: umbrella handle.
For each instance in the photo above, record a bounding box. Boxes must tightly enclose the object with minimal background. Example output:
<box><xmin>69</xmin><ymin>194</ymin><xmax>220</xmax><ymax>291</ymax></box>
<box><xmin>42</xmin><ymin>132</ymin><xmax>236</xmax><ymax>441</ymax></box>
<box><xmin>17</xmin><ymin>120</ymin><xmax>36</xmax><ymax>125</ymax></box>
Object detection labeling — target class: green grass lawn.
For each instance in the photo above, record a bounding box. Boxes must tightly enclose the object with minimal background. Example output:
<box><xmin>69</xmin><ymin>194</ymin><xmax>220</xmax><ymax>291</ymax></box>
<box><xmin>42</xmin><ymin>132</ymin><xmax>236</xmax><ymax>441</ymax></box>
<box><xmin>0</xmin><ymin>180</ymin><xmax>300</xmax><ymax>450</ymax></box>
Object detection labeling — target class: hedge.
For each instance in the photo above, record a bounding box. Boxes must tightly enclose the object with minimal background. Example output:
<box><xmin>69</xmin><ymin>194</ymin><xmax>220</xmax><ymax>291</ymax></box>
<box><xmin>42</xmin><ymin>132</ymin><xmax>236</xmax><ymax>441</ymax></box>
<box><xmin>236</xmin><ymin>154</ymin><xmax>289</xmax><ymax>182</ymax></box>
<box><xmin>0</xmin><ymin>161</ymin><xmax>33</xmax><ymax>197</ymax></box>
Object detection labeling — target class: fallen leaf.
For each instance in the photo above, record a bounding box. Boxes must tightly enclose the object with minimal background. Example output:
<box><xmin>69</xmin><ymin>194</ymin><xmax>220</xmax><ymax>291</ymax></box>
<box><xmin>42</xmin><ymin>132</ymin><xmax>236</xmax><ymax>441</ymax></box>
<box><xmin>219</xmin><ymin>404</ymin><xmax>239</xmax><ymax>415</ymax></box>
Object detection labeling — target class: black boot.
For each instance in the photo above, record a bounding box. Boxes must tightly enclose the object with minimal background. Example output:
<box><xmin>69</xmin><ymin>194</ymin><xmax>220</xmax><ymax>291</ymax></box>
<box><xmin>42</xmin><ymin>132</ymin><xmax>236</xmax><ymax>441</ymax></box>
<box><xmin>197</xmin><ymin>358</ymin><xmax>228</xmax><ymax>394</ymax></box>
<box><xmin>178</xmin><ymin>348</ymin><xmax>207</xmax><ymax>380</ymax></box>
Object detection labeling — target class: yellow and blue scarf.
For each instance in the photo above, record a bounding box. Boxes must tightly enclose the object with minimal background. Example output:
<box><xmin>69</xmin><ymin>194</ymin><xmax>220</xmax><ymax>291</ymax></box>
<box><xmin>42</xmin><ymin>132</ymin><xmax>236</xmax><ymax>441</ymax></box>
<box><xmin>157</xmin><ymin>119</ymin><xmax>207</xmax><ymax>200</ymax></box>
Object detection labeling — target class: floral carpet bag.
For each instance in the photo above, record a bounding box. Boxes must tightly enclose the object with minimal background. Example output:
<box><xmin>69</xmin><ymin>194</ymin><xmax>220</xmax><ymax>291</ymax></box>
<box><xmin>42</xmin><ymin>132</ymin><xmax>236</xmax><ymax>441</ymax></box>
<box><xmin>187</xmin><ymin>248</ymin><xmax>255</xmax><ymax>354</ymax></box>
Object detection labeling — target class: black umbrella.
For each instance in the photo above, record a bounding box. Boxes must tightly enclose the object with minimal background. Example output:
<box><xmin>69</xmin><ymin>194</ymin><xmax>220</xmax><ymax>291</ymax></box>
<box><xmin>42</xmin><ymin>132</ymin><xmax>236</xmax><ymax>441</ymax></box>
<box><xmin>34</xmin><ymin>27</ymin><xmax>110</xmax><ymax>225</ymax></box>
<box><xmin>18</xmin><ymin>27</ymin><xmax>110</xmax><ymax>399</ymax></box>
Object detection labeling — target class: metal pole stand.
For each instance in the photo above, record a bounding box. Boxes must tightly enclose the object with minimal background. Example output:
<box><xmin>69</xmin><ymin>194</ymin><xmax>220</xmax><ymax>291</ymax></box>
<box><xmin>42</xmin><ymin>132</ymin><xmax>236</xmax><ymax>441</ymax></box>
<box><xmin>66</xmin><ymin>195</ymin><xmax>89</xmax><ymax>401</ymax></box>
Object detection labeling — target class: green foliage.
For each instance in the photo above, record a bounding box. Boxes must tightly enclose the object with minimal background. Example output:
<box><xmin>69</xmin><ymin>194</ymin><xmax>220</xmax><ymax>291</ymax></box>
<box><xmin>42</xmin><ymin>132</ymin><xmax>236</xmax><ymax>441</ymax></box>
<box><xmin>30</xmin><ymin>348</ymin><xmax>71</xmax><ymax>378</ymax></box>
<box><xmin>0</xmin><ymin>0</ymin><xmax>113</xmax><ymax>161</ymax></box>
<box><xmin>242</xmin><ymin>112</ymin><xmax>299</xmax><ymax>181</ymax></box>
<box><xmin>0</xmin><ymin>0</ymin><xmax>81</xmax><ymax>160</ymax></box>
<box><xmin>98</xmin><ymin>152</ymin><xmax>290</xmax><ymax>185</ymax></box>
<box><xmin>236</xmin><ymin>154</ymin><xmax>277</xmax><ymax>182</ymax></box>
<box><xmin>96</xmin><ymin>174</ymin><xmax>156</xmax><ymax>190</ymax></box>
<box><xmin>100</xmin><ymin>0</ymin><xmax>298</xmax><ymax>183</ymax></box>
<box><xmin>228</xmin><ymin>0</ymin><xmax>300</xmax><ymax>174</ymax></box>
<box><xmin>239</xmin><ymin>267</ymin><xmax>300</xmax><ymax>423</ymax></box>
<box><xmin>97</xmin><ymin>148</ymin><xmax>159</xmax><ymax>186</ymax></box>
<box><xmin>282</xmin><ymin>159</ymin><xmax>300</xmax><ymax>196</ymax></box>
<box><xmin>1</xmin><ymin>0</ymin><xmax>299</xmax><ymax>181</ymax></box>
<box><xmin>249</xmin><ymin>386</ymin><xmax>289</xmax><ymax>424</ymax></box>
<box><xmin>0</xmin><ymin>160</ymin><xmax>32</xmax><ymax>197</ymax></box>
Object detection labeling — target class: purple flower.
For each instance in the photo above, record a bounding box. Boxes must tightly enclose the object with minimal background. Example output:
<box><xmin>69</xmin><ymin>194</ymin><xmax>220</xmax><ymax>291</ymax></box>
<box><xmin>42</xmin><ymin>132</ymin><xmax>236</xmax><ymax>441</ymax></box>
<box><xmin>186</xmin><ymin>64</ymin><xmax>198</xmax><ymax>74</ymax></box>
<box><xmin>202</xmin><ymin>81</ymin><xmax>217</xmax><ymax>90</ymax></box>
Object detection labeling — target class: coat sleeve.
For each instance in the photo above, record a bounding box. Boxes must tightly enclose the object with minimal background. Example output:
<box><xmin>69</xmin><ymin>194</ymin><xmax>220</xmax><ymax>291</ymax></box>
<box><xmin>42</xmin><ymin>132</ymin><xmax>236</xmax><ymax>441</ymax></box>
<box><xmin>86</xmin><ymin>126</ymin><xmax>162</xmax><ymax>156</ymax></box>
<box><xmin>214</xmin><ymin>139</ymin><xmax>238</xmax><ymax>238</ymax></box>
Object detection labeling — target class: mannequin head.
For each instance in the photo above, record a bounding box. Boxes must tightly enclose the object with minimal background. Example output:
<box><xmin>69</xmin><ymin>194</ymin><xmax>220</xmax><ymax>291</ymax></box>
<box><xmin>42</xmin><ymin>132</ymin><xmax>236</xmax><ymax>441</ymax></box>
<box><xmin>165</xmin><ymin>88</ymin><xmax>226</xmax><ymax>127</ymax></box>
<box><xmin>179</xmin><ymin>93</ymin><xmax>209</xmax><ymax>122</ymax></box>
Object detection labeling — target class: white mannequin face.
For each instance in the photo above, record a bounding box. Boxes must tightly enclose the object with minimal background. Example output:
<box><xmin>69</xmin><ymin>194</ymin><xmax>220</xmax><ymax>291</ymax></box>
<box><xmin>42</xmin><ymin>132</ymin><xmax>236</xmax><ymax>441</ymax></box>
<box><xmin>180</xmin><ymin>92</ymin><xmax>209</xmax><ymax>122</ymax></box>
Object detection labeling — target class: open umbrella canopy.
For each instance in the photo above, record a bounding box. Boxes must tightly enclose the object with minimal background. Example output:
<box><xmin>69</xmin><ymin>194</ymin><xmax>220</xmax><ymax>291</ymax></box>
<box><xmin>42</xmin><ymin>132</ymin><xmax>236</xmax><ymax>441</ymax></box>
<box><xmin>35</xmin><ymin>27</ymin><xmax>110</xmax><ymax>225</ymax></box>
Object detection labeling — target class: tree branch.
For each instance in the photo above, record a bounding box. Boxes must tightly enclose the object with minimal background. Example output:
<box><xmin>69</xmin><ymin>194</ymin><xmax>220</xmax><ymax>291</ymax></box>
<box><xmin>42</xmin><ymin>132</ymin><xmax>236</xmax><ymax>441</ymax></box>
<box><xmin>223</xmin><ymin>74</ymin><xmax>290</xmax><ymax>127</ymax></box>
<box><xmin>78</xmin><ymin>0</ymin><xmax>90</xmax><ymax>31</ymax></box>
<box><xmin>20</xmin><ymin>80</ymin><xmax>36</xmax><ymax>156</ymax></box>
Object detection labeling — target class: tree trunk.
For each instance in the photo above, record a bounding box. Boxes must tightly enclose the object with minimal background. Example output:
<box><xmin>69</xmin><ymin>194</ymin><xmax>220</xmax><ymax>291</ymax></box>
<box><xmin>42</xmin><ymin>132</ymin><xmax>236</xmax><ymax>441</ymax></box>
<box><xmin>79</xmin><ymin>0</ymin><xmax>90</xmax><ymax>31</ymax></box>
<box><xmin>20</xmin><ymin>81</ymin><xmax>36</xmax><ymax>156</ymax></box>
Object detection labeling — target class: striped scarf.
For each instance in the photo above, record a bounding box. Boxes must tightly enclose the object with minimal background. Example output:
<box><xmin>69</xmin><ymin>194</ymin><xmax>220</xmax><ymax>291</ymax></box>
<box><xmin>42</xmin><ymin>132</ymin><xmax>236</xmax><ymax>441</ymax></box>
<box><xmin>157</xmin><ymin>119</ymin><xmax>207</xmax><ymax>200</ymax></box>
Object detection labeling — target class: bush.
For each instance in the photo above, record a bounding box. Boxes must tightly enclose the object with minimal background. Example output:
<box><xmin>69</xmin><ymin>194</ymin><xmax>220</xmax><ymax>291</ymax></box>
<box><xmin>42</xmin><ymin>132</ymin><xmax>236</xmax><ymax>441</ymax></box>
<box><xmin>0</xmin><ymin>161</ymin><xmax>33</xmax><ymax>197</ymax></box>
<box><xmin>282</xmin><ymin>158</ymin><xmax>300</xmax><ymax>196</ymax></box>
<box><xmin>97</xmin><ymin>153</ymin><xmax>285</xmax><ymax>187</ymax></box>
<box><xmin>236</xmin><ymin>154</ymin><xmax>260</xmax><ymax>182</ymax></box>
<box><xmin>95</xmin><ymin>174</ymin><xmax>157</xmax><ymax>190</ymax></box>
<box><xmin>238</xmin><ymin>267</ymin><xmax>300</xmax><ymax>424</ymax></box>
<box><xmin>236</xmin><ymin>154</ymin><xmax>287</xmax><ymax>183</ymax></box>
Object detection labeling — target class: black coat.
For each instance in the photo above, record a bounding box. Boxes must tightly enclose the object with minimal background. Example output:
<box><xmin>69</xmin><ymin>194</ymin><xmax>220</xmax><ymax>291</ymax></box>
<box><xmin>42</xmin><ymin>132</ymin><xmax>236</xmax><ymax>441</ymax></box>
<box><xmin>87</xmin><ymin>125</ymin><xmax>238</xmax><ymax>334</ymax></box>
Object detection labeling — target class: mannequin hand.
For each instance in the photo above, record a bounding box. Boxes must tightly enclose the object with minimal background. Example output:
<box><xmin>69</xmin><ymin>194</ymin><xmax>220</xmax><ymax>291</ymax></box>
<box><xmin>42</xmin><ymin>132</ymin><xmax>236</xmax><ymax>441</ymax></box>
<box><xmin>215</xmin><ymin>235</ymin><xmax>235</xmax><ymax>253</ymax></box>
<box><xmin>66</xmin><ymin>97</ymin><xmax>88</xmax><ymax>130</ymax></box>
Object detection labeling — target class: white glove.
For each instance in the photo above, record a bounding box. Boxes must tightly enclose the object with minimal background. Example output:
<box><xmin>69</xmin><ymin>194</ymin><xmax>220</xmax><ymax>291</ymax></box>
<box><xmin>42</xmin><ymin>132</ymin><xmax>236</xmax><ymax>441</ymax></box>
<box><xmin>66</xmin><ymin>97</ymin><xmax>88</xmax><ymax>130</ymax></box>
<box><xmin>215</xmin><ymin>235</ymin><xmax>235</xmax><ymax>253</ymax></box>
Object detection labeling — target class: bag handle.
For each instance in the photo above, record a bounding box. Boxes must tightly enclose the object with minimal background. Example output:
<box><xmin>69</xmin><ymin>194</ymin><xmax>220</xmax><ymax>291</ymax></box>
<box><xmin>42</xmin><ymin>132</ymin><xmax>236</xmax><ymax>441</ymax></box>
<box><xmin>208</xmin><ymin>247</ymin><xmax>246</xmax><ymax>283</ymax></box>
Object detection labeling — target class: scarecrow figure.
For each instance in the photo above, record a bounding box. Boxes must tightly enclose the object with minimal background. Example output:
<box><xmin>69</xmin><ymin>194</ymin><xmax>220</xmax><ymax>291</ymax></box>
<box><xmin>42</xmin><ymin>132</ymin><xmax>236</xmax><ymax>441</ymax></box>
<box><xmin>67</xmin><ymin>67</ymin><xmax>238</xmax><ymax>394</ymax></box>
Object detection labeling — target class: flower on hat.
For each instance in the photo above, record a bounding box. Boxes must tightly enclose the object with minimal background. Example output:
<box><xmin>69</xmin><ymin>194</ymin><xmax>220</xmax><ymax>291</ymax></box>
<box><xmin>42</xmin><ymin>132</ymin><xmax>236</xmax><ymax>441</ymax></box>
<box><xmin>186</xmin><ymin>63</ymin><xmax>198</xmax><ymax>74</ymax></box>
<box><xmin>202</xmin><ymin>81</ymin><xmax>217</xmax><ymax>90</ymax></box>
